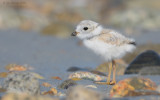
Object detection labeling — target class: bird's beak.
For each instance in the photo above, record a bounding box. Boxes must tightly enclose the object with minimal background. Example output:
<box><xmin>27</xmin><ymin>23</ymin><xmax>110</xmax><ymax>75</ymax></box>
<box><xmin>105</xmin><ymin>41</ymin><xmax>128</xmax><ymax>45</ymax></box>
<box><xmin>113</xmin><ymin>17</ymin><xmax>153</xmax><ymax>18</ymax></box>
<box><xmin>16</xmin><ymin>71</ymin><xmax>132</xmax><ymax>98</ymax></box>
<box><xmin>71</xmin><ymin>31</ymin><xmax>79</xmax><ymax>36</ymax></box>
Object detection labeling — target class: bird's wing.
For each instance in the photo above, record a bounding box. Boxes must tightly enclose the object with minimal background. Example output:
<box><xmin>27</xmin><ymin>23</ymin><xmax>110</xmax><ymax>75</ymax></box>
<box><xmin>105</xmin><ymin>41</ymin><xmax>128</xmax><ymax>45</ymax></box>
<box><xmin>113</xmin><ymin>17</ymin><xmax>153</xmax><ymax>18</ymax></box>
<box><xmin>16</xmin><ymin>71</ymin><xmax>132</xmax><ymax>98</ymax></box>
<box><xmin>98</xmin><ymin>29</ymin><xmax>135</xmax><ymax>46</ymax></box>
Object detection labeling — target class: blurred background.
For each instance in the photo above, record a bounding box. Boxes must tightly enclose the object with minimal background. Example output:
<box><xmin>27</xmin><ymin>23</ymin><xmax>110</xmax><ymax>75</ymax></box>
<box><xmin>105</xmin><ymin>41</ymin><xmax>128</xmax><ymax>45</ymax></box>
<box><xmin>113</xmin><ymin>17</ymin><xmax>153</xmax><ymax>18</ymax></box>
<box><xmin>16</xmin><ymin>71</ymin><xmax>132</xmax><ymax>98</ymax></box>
<box><xmin>0</xmin><ymin>0</ymin><xmax>160</xmax><ymax>76</ymax></box>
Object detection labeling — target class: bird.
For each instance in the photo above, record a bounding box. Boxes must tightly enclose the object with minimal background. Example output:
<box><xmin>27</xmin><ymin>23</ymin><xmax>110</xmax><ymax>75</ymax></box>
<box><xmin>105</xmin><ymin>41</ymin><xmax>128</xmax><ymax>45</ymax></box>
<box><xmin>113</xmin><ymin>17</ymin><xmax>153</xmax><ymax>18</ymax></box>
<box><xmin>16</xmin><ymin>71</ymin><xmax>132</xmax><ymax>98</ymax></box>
<box><xmin>71</xmin><ymin>20</ymin><xmax>136</xmax><ymax>85</ymax></box>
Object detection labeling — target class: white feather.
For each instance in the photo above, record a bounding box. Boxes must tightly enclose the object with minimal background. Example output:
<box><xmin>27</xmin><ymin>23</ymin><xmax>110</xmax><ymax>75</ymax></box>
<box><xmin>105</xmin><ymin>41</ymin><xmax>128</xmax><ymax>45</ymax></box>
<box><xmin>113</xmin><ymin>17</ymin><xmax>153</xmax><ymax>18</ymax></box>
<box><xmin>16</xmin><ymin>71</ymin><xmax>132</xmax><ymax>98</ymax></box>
<box><xmin>75</xmin><ymin>20</ymin><xmax>136</xmax><ymax>61</ymax></box>
<box><xmin>83</xmin><ymin>39</ymin><xmax>135</xmax><ymax>61</ymax></box>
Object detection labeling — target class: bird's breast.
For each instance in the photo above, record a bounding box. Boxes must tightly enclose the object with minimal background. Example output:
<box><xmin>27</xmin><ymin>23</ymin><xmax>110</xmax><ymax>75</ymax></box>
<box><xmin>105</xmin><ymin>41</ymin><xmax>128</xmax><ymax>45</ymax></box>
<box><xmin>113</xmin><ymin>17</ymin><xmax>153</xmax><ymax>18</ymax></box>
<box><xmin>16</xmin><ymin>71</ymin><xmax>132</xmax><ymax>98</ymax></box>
<box><xmin>83</xmin><ymin>39</ymin><xmax>108</xmax><ymax>55</ymax></box>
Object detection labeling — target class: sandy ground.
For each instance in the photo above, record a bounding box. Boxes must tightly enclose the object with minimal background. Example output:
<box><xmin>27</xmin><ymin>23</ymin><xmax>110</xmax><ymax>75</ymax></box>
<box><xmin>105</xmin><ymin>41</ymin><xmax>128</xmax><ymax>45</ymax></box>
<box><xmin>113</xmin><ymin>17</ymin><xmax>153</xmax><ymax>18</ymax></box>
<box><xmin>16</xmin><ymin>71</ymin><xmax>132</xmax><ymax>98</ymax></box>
<box><xmin>0</xmin><ymin>29</ymin><xmax>160</xmax><ymax>99</ymax></box>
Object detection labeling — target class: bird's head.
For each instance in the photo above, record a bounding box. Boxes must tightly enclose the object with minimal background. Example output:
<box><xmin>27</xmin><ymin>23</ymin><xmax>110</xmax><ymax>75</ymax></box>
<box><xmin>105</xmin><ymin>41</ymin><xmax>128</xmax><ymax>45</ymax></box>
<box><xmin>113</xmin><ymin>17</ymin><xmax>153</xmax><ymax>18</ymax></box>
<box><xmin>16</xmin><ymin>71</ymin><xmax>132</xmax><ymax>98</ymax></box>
<box><xmin>71</xmin><ymin>20</ymin><xmax>103</xmax><ymax>40</ymax></box>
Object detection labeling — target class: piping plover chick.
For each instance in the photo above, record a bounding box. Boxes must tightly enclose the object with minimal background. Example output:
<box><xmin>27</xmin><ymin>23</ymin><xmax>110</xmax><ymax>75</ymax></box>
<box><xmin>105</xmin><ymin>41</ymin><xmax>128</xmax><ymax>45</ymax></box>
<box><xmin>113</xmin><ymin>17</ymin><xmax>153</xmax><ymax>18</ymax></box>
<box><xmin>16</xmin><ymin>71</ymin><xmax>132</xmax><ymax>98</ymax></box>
<box><xmin>71</xmin><ymin>20</ymin><xmax>136</xmax><ymax>85</ymax></box>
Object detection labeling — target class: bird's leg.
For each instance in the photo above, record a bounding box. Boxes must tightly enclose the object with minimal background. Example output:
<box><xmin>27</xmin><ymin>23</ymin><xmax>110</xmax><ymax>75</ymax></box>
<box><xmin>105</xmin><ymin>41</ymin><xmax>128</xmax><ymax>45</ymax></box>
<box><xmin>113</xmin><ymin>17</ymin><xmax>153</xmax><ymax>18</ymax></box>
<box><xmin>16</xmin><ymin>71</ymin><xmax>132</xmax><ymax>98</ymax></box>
<box><xmin>110</xmin><ymin>60</ymin><xmax>116</xmax><ymax>85</ymax></box>
<box><xmin>94</xmin><ymin>62</ymin><xmax>112</xmax><ymax>85</ymax></box>
<box><xmin>106</xmin><ymin>62</ymin><xmax>112</xmax><ymax>85</ymax></box>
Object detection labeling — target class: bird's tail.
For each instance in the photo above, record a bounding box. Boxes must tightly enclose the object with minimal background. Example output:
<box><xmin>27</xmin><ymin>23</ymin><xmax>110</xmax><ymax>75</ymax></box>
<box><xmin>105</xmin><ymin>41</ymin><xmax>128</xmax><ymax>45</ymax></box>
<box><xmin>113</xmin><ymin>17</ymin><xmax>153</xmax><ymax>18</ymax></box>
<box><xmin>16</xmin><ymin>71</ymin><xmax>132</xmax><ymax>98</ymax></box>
<box><xmin>129</xmin><ymin>41</ymin><xmax>136</xmax><ymax>46</ymax></box>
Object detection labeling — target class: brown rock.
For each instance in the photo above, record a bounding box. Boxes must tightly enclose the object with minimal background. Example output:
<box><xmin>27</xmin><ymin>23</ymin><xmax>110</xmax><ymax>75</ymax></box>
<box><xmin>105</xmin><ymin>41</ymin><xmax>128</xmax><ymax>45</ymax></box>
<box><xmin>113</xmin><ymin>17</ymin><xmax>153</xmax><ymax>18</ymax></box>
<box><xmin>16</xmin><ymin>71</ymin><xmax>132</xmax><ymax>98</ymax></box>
<box><xmin>110</xmin><ymin>77</ymin><xmax>158</xmax><ymax>97</ymax></box>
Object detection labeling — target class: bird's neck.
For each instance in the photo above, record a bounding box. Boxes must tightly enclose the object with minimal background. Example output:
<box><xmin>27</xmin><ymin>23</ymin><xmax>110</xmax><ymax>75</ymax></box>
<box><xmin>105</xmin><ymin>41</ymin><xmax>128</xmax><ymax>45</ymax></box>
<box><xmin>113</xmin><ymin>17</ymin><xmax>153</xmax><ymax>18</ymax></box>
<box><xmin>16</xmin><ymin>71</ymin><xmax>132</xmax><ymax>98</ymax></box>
<box><xmin>86</xmin><ymin>26</ymin><xmax>103</xmax><ymax>40</ymax></box>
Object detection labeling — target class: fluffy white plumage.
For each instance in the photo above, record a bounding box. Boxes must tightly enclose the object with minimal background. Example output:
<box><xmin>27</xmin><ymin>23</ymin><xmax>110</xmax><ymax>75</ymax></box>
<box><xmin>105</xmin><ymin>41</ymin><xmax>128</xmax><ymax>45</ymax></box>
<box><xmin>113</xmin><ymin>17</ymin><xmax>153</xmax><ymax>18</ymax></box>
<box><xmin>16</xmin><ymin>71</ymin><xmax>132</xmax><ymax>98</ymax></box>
<box><xmin>74</xmin><ymin>20</ymin><xmax>136</xmax><ymax>61</ymax></box>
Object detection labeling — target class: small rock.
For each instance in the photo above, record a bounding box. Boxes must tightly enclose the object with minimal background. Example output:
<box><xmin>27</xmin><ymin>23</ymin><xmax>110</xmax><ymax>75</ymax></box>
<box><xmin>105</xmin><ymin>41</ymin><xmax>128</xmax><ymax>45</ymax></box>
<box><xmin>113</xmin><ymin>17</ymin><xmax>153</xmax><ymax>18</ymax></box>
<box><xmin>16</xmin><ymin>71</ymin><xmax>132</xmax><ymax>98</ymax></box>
<box><xmin>67</xmin><ymin>66</ymin><xmax>106</xmax><ymax>76</ymax></box>
<box><xmin>68</xmin><ymin>71</ymin><xmax>107</xmax><ymax>82</ymax></box>
<box><xmin>57</xmin><ymin>92</ymin><xmax>66</xmax><ymax>97</ymax></box>
<box><xmin>2</xmin><ymin>93</ymin><xmax>59</xmax><ymax>100</ymax></box>
<box><xmin>5</xmin><ymin>64</ymin><xmax>27</xmax><ymax>71</ymax></box>
<box><xmin>66</xmin><ymin>85</ymin><xmax>102</xmax><ymax>100</ymax></box>
<box><xmin>42</xmin><ymin>82</ymin><xmax>52</xmax><ymax>87</ymax></box>
<box><xmin>58</xmin><ymin>79</ymin><xmax>77</xmax><ymax>89</ymax></box>
<box><xmin>51</xmin><ymin>76</ymin><xmax>62</xmax><ymax>80</ymax></box>
<box><xmin>67</xmin><ymin>66</ymin><xmax>89</xmax><ymax>72</ymax></box>
<box><xmin>2</xmin><ymin>72</ymin><xmax>40</xmax><ymax>95</ymax></box>
<box><xmin>85</xmin><ymin>85</ymin><xmax>97</xmax><ymax>89</ymax></box>
<box><xmin>139</xmin><ymin>66</ymin><xmax>160</xmax><ymax>75</ymax></box>
<box><xmin>157</xmin><ymin>85</ymin><xmax>160</xmax><ymax>93</ymax></box>
<box><xmin>41</xmin><ymin>88</ymin><xmax>58</xmax><ymax>96</ymax></box>
<box><xmin>110</xmin><ymin>77</ymin><xmax>158</xmax><ymax>97</ymax></box>
<box><xmin>125</xmin><ymin>50</ymin><xmax>160</xmax><ymax>74</ymax></box>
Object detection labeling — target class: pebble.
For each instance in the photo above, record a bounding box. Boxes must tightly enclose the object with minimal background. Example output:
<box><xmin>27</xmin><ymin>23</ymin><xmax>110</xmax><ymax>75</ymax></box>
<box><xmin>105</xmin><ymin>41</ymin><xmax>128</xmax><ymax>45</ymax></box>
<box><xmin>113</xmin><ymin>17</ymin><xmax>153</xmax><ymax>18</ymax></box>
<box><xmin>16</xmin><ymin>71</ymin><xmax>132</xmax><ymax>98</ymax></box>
<box><xmin>85</xmin><ymin>85</ymin><xmax>97</xmax><ymax>89</ymax></box>
<box><xmin>157</xmin><ymin>85</ymin><xmax>160</xmax><ymax>93</ymax></box>
<box><xmin>68</xmin><ymin>71</ymin><xmax>106</xmax><ymax>81</ymax></box>
<box><xmin>58</xmin><ymin>79</ymin><xmax>77</xmax><ymax>89</ymax></box>
<box><xmin>67</xmin><ymin>66</ymin><xmax>89</xmax><ymax>72</ymax></box>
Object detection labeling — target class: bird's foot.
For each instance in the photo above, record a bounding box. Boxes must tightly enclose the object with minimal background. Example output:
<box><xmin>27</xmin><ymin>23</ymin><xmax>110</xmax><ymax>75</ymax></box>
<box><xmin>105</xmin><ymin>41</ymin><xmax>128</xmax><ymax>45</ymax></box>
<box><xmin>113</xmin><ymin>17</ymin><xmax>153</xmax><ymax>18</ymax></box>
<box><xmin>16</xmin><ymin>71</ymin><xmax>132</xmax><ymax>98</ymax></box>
<box><xmin>109</xmin><ymin>80</ymin><xmax>116</xmax><ymax>85</ymax></box>
<box><xmin>94</xmin><ymin>81</ymin><xmax>109</xmax><ymax>85</ymax></box>
<box><xmin>94</xmin><ymin>80</ymin><xmax>116</xmax><ymax>85</ymax></box>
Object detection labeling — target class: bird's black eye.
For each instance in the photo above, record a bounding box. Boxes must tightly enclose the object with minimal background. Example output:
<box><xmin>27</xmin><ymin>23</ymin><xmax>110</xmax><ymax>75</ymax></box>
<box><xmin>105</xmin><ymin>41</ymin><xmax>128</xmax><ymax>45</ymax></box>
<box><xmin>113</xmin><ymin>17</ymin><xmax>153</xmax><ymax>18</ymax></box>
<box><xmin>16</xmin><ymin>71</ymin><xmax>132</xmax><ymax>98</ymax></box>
<box><xmin>83</xmin><ymin>27</ymin><xmax>88</xmax><ymax>31</ymax></box>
